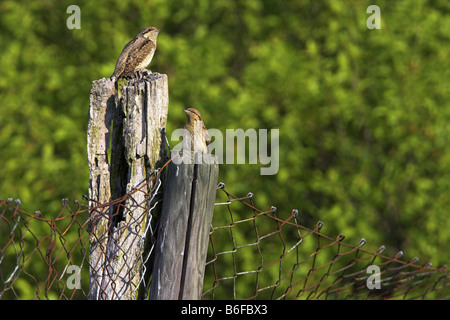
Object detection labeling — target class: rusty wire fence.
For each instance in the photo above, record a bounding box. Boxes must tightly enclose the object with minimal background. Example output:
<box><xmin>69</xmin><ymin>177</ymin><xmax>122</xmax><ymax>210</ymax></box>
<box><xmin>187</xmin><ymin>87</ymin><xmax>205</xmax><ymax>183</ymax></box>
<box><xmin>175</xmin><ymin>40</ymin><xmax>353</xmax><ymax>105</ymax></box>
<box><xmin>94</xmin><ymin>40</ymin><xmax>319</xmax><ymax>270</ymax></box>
<box><xmin>204</xmin><ymin>185</ymin><xmax>450</xmax><ymax>300</ymax></box>
<box><xmin>1</xmin><ymin>172</ymin><xmax>450</xmax><ymax>300</ymax></box>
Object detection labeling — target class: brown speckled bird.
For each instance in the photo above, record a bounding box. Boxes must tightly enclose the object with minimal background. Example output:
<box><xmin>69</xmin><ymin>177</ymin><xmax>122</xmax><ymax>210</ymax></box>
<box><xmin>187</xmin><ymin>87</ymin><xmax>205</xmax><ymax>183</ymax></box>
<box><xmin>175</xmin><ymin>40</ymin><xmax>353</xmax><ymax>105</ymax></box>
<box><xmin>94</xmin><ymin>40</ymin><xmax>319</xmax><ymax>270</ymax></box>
<box><xmin>183</xmin><ymin>108</ymin><xmax>210</xmax><ymax>154</ymax></box>
<box><xmin>111</xmin><ymin>26</ymin><xmax>160</xmax><ymax>79</ymax></box>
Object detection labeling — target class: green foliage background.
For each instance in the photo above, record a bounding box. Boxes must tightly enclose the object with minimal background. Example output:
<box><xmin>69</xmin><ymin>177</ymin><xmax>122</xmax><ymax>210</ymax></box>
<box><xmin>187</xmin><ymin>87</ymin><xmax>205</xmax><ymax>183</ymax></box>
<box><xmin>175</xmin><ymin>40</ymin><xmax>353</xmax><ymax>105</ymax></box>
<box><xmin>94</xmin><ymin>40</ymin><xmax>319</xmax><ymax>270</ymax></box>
<box><xmin>1</xmin><ymin>0</ymin><xmax>450</xmax><ymax>299</ymax></box>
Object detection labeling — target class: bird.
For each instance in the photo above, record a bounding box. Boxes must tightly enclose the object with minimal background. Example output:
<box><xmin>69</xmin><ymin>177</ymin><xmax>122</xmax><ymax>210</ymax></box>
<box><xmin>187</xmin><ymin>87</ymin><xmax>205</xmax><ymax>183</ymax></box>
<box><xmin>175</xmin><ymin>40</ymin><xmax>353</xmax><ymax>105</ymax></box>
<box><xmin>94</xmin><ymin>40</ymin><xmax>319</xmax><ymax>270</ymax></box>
<box><xmin>183</xmin><ymin>108</ymin><xmax>210</xmax><ymax>155</ymax></box>
<box><xmin>111</xmin><ymin>26</ymin><xmax>160</xmax><ymax>79</ymax></box>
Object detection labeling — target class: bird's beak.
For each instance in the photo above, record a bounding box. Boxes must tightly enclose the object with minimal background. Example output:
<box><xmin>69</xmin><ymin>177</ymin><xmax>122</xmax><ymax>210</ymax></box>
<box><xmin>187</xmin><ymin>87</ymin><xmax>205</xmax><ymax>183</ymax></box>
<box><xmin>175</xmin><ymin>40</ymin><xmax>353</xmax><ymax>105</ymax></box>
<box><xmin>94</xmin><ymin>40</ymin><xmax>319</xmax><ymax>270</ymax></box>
<box><xmin>156</xmin><ymin>28</ymin><xmax>161</xmax><ymax>33</ymax></box>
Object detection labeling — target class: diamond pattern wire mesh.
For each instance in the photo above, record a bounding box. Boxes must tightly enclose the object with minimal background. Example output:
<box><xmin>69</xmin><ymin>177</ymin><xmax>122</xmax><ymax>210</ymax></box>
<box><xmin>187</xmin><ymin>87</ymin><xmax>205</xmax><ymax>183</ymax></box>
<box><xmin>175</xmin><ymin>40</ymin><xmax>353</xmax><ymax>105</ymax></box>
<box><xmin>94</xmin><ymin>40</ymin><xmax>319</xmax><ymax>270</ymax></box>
<box><xmin>87</xmin><ymin>170</ymin><xmax>163</xmax><ymax>300</ymax></box>
<box><xmin>204</xmin><ymin>185</ymin><xmax>450</xmax><ymax>299</ymax></box>
<box><xmin>1</xmin><ymin>165</ymin><xmax>449</xmax><ymax>300</ymax></box>
<box><xmin>0</xmin><ymin>198</ymin><xmax>91</xmax><ymax>299</ymax></box>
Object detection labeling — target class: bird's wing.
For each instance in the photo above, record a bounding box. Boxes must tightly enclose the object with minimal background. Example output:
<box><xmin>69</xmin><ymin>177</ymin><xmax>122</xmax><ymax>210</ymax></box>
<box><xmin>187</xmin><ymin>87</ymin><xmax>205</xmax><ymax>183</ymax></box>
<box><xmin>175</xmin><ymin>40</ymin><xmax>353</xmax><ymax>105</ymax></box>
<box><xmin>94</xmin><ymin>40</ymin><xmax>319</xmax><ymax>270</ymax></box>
<box><xmin>112</xmin><ymin>37</ymin><xmax>138</xmax><ymax>77</ymax></box>
<box><xmin>124</xmin><ymin>37</ymin><xmax>155</xmax><ymax>73</ymax></box>
<box><xmin>112</xmin><ymin>37</ymin><xmax>156</xmax><ymax>77</ymax></box>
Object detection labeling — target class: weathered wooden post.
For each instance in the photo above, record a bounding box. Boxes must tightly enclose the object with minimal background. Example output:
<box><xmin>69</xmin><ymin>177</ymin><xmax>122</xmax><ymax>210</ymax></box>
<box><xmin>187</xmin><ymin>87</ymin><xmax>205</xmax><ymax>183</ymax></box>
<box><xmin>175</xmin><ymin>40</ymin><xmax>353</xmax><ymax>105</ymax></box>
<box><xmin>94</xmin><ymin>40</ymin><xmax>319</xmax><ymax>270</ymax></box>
<box><xmin>87</xmin><ymin>77</ymin><xmax>115</xmax><ymax>300</ymax></box>
<box><xmin>149</xmin><ymin>154</ymin><xmax>219</xmax><ymax>300</ymax></box>
<box><xmin>87</xmin><ymin>71</ymin><xmax>169</xmax><ymax>299</ymax></box>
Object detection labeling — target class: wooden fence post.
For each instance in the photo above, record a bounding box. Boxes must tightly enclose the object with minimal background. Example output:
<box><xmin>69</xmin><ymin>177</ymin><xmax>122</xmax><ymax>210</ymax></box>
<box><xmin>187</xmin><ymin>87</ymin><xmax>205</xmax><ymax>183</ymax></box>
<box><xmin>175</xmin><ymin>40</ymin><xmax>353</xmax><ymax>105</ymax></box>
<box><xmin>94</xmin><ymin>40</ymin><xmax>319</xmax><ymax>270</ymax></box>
<box><xmin>87</xmin><ymin>71</ymin><xmax>169</xmax><ymax>299</ymax></box>
<box><xmin>87</xmin><ymin>76</ymin><xmax>115</xmax><ymax>300</ymax></box>
<box><xmin>149</xmin><ymin>155</ymin><xmax>219</xmax><ymax>300</ymax></box>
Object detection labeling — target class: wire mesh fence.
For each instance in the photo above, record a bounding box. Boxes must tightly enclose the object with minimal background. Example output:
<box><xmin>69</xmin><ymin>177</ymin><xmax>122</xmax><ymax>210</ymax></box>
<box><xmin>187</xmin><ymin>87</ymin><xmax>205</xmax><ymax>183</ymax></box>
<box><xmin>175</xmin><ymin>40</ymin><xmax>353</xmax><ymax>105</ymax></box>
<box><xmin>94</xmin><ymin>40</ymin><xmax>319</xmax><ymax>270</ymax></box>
<box><xmin>1</xmin><ymin>164</ymin><xmax>449</xmax><ymax>300</ymax></box>
<box><xmin>0</xmin><ymin>197</ymin><xmax>91</xmax><ymax>299</ymax></box>
<box><xmin>204</xmin><ymin>185</ymin><xmax>450</xmax><ymax>300</ymax></box>
<box><xmin>87</xmin><ymin>168</ymin><xmax>163</xmax><ymax>300</ymax></box>
<box><xmin>0</xmin><ymin>169</ymin><xmax>163</xmax><ymax>300</ymax></box>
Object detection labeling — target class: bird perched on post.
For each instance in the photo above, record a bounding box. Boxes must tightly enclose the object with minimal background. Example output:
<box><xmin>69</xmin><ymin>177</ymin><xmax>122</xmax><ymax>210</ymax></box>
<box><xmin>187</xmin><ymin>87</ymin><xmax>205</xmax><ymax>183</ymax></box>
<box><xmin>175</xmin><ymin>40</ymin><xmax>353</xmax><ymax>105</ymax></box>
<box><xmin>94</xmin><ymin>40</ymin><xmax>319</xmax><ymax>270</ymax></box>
<box><xmin>183</xmin><ymin>108</ymin><xmax>210</xmax><ymax>155</ymax></box>
<box><xmin>111</xmin><ymin>26</ymin><xmax>160</xmax><ymax>79</ymax></box>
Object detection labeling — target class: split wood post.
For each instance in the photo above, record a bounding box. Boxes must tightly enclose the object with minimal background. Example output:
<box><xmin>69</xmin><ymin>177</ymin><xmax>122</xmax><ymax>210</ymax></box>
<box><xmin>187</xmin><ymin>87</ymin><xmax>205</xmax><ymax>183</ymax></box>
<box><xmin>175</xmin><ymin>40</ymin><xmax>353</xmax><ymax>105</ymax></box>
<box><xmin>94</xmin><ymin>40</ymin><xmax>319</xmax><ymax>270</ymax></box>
<box><xmin>87</xmin><ymin>76</ymin><xmax>114</xmax><ymax>300</ymax></box>
<box><xmin>149</xmin><ymin>154</ymin><xmax>219</xmax><ymax>300</ymax></box>
<box><xmin>87</xmin><ymin>71</ymin><xmax>169</xmax><ymax>300</ymax></box>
